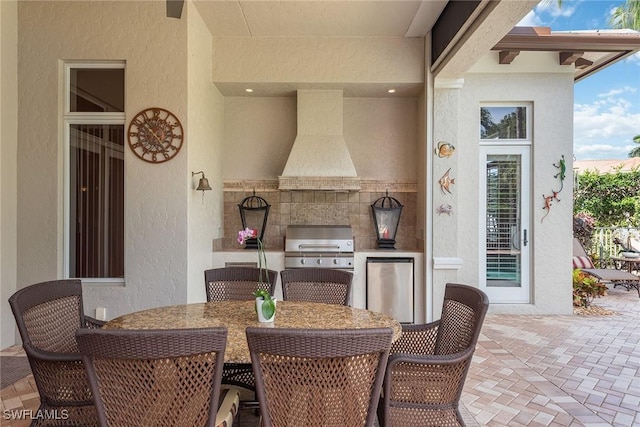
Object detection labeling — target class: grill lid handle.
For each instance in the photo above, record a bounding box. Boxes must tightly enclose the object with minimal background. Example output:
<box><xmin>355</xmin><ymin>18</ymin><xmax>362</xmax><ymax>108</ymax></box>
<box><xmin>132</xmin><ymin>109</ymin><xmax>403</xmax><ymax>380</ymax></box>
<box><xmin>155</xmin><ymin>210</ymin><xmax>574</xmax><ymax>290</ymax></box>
<box><xmin>297</xmin><ymin>244</ymin><xmax>342</xmax><ymax>251</ymax></box>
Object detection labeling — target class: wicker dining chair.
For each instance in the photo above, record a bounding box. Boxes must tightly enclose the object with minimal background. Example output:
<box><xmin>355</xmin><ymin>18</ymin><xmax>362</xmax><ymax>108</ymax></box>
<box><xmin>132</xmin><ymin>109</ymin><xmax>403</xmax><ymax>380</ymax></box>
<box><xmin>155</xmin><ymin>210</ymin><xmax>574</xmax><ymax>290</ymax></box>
<box><xmin>204</xmin><ymin>267</ymin><xmax>277</xmax><ymax>301</ymax></box>
<box><xmin>378</xmin><ymin>283</ymin><xmax>489</xmax><ymax>427</ymax></box>
<box><xmin>76</xmin><ymin>327</ymin><xmax>240</xmax><ymax>427</ymax></box>
<box><xmin>246</xmin><ymin>327</ymin><xmax>393</xmax><ymax>427</ymax></box>
<box><xmin>280</xmin><ymin>268</ymin><xmax>353</xmax><ymax>305</ymax></box>
<box><xmin>8</xmin><ymin>279</ymin><xmax>105</xmax><ymax>427</ymax></box>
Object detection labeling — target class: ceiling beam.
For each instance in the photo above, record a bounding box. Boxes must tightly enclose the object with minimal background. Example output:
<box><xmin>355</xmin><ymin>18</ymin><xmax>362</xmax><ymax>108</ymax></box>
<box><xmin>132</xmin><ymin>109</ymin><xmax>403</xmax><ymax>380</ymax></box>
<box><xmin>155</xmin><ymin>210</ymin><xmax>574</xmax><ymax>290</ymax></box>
<box><xmin>559</xmin><ymin>51</ymin><xmax>584</xmax><ymax>65</ymax></box>
<box><xmin>575</xmin><ymin>57</ymin><xmax>594</xmax><ymax>69</ymax></box>
<box><xmin>166</xmin><ymin>0</ymin><xmax>184</xmax><ymax>19</ymax></box>
<box><xmin>494</xmin><ymin>27</ymin><xmax>640</xmax><ymax>52</ymax></box>
<box><xmin>499</xmin><ymin>50</ymin><xmax>520</xmax><ymax>64</ymax></box>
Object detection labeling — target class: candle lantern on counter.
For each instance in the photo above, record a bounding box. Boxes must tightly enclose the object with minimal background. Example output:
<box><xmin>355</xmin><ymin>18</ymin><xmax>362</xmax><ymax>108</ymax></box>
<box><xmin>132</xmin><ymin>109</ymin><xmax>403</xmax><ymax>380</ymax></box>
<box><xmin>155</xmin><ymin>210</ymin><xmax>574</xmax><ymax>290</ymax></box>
<box><xmin>371</xmin><ymin>190</ymin><xmax>403</xmax><ymax>249</ymax></box>
<box><xmin>238</xmin><ymin>190</ymin><xmax>270</xmax><ymax>250</ymax></box>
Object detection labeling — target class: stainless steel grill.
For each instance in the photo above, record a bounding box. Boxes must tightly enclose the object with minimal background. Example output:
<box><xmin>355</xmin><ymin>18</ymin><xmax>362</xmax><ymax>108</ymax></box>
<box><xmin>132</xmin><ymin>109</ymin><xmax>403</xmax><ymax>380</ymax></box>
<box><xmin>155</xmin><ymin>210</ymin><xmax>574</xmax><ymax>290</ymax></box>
<box><xmin>284</xmin><ymin>225</ymin><xmax>354</xmax><ymax>270</ymax></box>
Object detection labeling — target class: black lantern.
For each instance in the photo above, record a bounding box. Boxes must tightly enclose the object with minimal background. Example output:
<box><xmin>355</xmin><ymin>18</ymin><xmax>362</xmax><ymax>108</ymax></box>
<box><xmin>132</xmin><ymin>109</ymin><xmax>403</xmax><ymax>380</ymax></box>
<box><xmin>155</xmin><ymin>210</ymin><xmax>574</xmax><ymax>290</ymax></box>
<box><xmin>238</xmin><ymin>190</ymin><xmax>270</xmax><ymax>250</ymax></box>
<box><xmin>371</xmin><ymin>190</ymin><xmax>403</xmax><ymax>249</ymax></box>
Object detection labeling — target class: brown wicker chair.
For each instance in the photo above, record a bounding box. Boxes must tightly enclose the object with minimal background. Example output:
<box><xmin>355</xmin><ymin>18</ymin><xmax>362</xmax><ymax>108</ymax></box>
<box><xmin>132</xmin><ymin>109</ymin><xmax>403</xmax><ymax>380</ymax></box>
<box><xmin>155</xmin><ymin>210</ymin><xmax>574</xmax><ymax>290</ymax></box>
<box><xmin>204</xmin><ymin>267</ymin><xmax>277</xmax><ymax>301</ymax></box>
<box><xmin>280</xmin><ymin>268</ymin><xmax>353</xmax><ymax>305</ymax></box>
<box><xmin>8</xmin><ymin>279</ymin><xmax>105</xmax><ymax>427</ymax></box>
<box><xmin>378</xmin><ymin>283</ymin><xmax>489</xmax><ymax>427</ymax></box>
<box><xmin>246</xmin><ymin>327</ymin><xmax>393</xmax><ymax>427</ymax></box>
<box><xmin>76</xmin><ymin>327</ymin><xmax>240</xmax><ymax>427</ymax></box>
<box><xmin>204</xmin><ymin>267</ymin><xmax>278</xmax><ymax>396</ymax></box>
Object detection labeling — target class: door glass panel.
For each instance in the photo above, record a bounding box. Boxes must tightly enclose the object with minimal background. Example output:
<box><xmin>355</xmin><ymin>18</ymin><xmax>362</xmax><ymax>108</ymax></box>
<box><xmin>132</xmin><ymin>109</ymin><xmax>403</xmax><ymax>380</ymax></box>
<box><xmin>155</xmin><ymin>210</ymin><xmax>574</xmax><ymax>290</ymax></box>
<box><xmin>486</xmin><ymin>154</ymin><xmax>521</xmax><ymax>288</ymax></box>
<box><xmin>69</xmin><ymin>124</ymin><xmax>124</xmax><ymax>278</ymax></box>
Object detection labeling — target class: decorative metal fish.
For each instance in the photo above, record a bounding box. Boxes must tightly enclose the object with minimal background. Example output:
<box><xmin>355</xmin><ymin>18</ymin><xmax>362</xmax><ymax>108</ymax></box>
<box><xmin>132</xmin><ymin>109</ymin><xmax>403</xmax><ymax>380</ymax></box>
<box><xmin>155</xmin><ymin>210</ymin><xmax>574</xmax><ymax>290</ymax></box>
<box><xmin>435</xmin><ymin>141</ymin><xmax>455</xmax><ymax>158</ymax></box>
<box><xmin>437</xmin><ymin>203</ymin><xmax>453</xmax><ymax>215</ymax></box>
<box><xmin>438</xmin><ymin>168</ymin><xmax>455</xmax><ymax>194</ymax></box>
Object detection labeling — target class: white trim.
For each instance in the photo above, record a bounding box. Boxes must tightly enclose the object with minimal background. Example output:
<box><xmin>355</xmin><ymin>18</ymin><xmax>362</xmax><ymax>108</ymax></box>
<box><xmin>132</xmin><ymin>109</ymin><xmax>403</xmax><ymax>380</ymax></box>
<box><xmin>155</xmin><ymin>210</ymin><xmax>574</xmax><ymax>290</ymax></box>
<box><xmin>425</xmin><ymin>32</ymin><xmax>435</xmax><ymax>323</ymax></box>
<box><xmin>62</xmin><ymin>61</ymin><xmax>126</xmax><ymax>282</ymax></box>
<box><xmin>479</xmin><ymin>145</ymin><xmax>532</xmax><ymax>303</ymax></box>
<box><xmin>479</xmin><ymin>102</ymin><xmax>532</xmax><ymax>142</ymax></box>
<box><xmin>434</xmin><ymin>77</ymin><xmax>465</xmax><ymax>89</ymax></box>
<box><xmin>64</xmin><ymin>61</ymin><xmax>125</xmax><ymax>115</ymax></box>
<box><xmin>433</xmin><ymin>257</ymin><xmax>463</xmax><ymax>270</ymax></box>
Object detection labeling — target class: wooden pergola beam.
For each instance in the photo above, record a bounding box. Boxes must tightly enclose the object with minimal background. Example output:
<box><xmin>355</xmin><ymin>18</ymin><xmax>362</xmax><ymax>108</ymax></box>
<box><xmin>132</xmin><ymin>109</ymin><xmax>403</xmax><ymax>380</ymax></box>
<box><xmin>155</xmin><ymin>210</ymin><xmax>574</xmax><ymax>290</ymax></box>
<box><xmin>575</xmin><ymin>57</ymin><xmax>594</xmax><ymax>69</ymax></box>
<box><xmin>559</xmin><ymin>51</ymin><xmax>584</xmax><ymax>65</ymax></box>
<box><xmin>499</xmin><ymin>50</ymin><xmax>520</xmax><ymax>64</ymax></box>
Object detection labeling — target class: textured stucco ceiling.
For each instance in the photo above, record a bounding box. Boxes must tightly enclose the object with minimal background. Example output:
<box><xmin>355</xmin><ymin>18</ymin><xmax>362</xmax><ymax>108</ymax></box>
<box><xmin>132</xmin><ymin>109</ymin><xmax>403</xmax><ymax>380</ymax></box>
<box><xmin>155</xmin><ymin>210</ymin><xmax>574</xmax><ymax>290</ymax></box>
<box><xmin>191</xmin><ymin>0</ymin><xmax>538</xmax><ymax>96</ymax></box>
<box><xmin>193</xmin><ymin>0</ymin><xmax>447</xmax><ymax>38</ymax></box>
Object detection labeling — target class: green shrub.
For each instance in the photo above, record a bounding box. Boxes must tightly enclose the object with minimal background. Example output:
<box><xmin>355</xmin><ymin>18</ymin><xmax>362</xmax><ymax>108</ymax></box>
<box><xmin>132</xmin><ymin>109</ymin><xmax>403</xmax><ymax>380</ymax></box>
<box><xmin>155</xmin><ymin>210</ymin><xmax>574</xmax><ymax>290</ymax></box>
<box><xmin>573</xmin><ymin>269</ymin><xmax>607</xmax><ymax>307</ymax></box>
<box><xmin>573</xmin><ymin>169</ymin><xmax>640</xmax><ymax>227</ymax></box>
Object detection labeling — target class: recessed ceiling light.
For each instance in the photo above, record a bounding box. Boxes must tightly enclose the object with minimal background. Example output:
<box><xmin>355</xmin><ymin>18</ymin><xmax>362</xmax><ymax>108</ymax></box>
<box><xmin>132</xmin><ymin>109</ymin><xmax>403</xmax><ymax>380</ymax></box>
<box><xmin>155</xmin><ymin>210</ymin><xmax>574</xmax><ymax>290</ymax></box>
<box><xmin>387</xmin><ymin>89</ymin><xmax>396</xmax><ymax>94</ymax></box>
<box><xmin>245</xmin><ymin>88</ymin><xmax>253</xmax><ymax>93</ymax></box>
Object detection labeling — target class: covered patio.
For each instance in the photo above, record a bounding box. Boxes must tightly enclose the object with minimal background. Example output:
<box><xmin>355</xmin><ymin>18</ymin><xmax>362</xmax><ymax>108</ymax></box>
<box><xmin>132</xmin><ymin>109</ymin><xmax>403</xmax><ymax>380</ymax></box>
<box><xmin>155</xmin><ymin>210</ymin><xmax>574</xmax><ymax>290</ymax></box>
<box><xmin>2</xmin><ymin>285</ymin><xmax>638</xmax><ymax>426</ymax></box>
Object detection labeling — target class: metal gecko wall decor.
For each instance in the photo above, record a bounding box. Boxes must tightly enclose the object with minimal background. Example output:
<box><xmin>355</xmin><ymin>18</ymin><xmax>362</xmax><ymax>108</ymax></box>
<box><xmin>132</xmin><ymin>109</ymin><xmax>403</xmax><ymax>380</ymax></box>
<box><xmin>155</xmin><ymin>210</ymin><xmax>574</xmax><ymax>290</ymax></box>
<box><xmin>541</xmin><ymin>155</ymin><xmax>566</xmax><ymax>223</ymax></box>
<box><xmin>553</xmin><ymin>155</ymin><xmax>566</xmax><ymax>193</ymax></box>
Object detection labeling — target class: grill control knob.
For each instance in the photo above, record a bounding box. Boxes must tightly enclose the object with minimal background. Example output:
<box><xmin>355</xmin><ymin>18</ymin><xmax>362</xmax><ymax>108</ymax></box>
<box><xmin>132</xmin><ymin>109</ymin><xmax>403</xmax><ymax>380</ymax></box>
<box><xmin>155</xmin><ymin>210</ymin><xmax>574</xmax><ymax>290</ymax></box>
<box><xmin>333</xmin><ymin>259</ymin><xmax>339</xmax><ymax>265</ymax></box>
<box><xmin>317</xmin><ymin>259</ymin><xmax>323</xmax><ymax>265</ymax></box>
<box><xmin>300</xmin><ymin>259</ymin><xmax>306</xmax><ymax>265</ymax></box>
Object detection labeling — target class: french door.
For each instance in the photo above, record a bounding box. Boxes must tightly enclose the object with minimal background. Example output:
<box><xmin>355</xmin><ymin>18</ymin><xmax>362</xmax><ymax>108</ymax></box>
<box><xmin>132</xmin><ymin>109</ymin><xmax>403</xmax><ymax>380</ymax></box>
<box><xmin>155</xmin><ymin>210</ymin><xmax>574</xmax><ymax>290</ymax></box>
<box><xmin>479</xmin><ymin>146</ymin><xmax>531</xmax><ymax>303</ymax></box>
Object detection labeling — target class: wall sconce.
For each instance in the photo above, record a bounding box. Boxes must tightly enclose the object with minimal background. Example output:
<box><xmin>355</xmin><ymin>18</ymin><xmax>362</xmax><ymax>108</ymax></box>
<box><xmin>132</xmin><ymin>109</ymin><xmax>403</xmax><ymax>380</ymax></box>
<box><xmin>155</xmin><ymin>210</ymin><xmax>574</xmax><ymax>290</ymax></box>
<box><xmin>192</xmin><ymin>171</ymin><xmax>212</xmax><ymax>202</ymax></box>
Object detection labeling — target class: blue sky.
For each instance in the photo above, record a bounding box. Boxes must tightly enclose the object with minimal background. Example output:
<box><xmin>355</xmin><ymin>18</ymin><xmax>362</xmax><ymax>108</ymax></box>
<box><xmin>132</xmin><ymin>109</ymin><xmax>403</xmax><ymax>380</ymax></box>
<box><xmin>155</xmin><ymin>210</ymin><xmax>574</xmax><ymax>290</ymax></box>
<box><xmin>518</xmin><ymin>0</ymin><xmax>640</xmax><ymax>160</ymax></box>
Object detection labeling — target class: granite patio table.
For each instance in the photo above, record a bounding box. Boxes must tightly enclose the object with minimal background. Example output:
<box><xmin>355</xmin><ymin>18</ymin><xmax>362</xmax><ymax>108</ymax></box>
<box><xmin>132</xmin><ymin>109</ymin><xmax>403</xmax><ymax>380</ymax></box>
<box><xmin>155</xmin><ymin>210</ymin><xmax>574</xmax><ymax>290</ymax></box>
<box><xmin>104</xmin><ymin>300</ymin><xmax>402</xmax><ymax>391</ymax></box>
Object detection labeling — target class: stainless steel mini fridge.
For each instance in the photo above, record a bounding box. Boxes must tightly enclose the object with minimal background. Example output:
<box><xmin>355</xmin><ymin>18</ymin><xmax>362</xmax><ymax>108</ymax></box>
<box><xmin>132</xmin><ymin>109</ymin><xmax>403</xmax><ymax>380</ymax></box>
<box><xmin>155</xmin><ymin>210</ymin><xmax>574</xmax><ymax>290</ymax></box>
<box><xmin>366</xmin><ymin>257</ymin><xmax>414</xmax><ymax>323</ymax></box>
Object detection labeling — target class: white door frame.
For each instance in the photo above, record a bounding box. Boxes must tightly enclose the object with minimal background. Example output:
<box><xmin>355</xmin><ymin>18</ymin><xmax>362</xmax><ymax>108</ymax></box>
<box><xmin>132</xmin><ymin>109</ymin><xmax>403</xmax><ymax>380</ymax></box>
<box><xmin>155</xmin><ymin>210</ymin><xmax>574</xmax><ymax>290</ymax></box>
<box><xmin>479</xmin><ymin>145</ymin><xmax>531</xmax><ymax>303</ymax></box>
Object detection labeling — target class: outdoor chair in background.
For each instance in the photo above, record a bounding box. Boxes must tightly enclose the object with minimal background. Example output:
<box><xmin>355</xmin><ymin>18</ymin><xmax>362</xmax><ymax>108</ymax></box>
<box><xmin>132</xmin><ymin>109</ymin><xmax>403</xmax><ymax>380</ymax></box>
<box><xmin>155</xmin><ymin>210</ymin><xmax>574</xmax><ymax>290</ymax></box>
<box><xmin>204</xmin><ymin>266</ymin><xmax>277</xmax><ymax>302</ymax></box>
<box><xmin>8</xmin><ymin>279</ymin><xmax>105</xmax><ymax>427</ymax></box>
<box><xmin>573</xmin><ymin>237</ymin><xmax>640</xmax><ymax>297</ymax></box>
<box><xmin>378</xmin><ymin>283</ymin><xmax>489</xmax><ymax>427</ymax></box>
<box><xmin>246</xmin><ymin>327</ymin><xmax>394</xmax><ymax>427</ymax></box>
<box><xmin>613</xmin><ymin>237</ymin><xmax>640</xmax><ymax>255</ymax></box>
<box><xmin>280</xmin><ymin>268</ymin><xmax>353</xmax><ymax>305</ymax></box>
<box><xmin>76</xmin><ymin>327</ymin><xmax>240</xmax><ymax>427</ymax></box>
<box><xmin>204</xmin><ymin>266</ymin><xmax>278</xmax><ymax>402</ymax></box>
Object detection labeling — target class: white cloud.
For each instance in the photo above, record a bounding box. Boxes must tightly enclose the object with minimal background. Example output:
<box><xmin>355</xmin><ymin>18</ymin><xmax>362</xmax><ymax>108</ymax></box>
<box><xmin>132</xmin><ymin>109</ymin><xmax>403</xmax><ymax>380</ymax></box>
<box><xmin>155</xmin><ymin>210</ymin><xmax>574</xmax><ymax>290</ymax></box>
<box><xmin>517</xmin><ymin>9</ymin><xmax>544</xmax><ymax>27</ymax></box>
<box><xmin>598</xmin><ymin>87</ymin><xmax>637</xmax><ymax>98</ymax></box>
<box><xmin>537</xmin><ymin>0</ymin><xmax>577</xmax><ymax>18</ymax></box>
<box><xmin>573</xmin><ymin>143</ymin><xmax>630</xmax><ymax>160</ymax></box>
<box><xmin>625</xmin><ymin>52</ymin><xmax>640</xmax><ymax>64</ymax></box>
<box><xmin>574</xmin><ymin>97</ymin><xmax>640</xmax><ymax>159</ymax></box>
<box><xmin>520</xmin><ymin>0</ymin><xmax>581</xmax><ymax>28</ymax></box>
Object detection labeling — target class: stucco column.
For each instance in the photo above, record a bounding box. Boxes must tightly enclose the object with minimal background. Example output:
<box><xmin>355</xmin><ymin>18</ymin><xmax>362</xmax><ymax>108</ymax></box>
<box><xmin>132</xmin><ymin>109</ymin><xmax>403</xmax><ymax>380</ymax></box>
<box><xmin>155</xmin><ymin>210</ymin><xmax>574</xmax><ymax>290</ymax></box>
<box><xmin>1</xmin><ymin>0</ymin><xmax>19</xmax><ymax>348</ymax></box>
<box><xmin>431</xmin><ymin>78</ymin><xmax>463</xmax><ymax>315</ymax></box>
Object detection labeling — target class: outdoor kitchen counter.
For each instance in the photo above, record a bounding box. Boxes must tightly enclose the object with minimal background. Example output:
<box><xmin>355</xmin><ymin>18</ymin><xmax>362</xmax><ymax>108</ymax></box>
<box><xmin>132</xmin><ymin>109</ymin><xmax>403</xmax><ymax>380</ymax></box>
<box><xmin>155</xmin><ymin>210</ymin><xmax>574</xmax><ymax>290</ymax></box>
<box><xmin>105</xmin><ymin>300</ymin><xmax>402</xmax><ymax>364</ymax></box>
<box><xmin>210</xmin><ymin>250</ymin><xmax>425</xmax><ymax>323</ymax></box>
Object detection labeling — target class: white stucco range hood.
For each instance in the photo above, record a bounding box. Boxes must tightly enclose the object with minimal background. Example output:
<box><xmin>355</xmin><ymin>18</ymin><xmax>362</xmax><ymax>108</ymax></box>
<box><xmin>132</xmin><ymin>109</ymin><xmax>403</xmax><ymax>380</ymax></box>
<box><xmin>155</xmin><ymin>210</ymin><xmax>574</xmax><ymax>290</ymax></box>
<box><xmin>278</xmin><ymin>90</ymin><xmax>361</xmax><ymax>191</ymax></box>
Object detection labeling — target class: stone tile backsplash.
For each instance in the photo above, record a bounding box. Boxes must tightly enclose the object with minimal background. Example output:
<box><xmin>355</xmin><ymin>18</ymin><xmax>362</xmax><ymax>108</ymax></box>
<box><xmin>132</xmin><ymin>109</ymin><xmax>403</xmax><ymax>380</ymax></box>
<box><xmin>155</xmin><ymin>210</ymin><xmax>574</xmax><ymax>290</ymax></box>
<box><xmin>221</xmin><ymin>180</ymin><xmax>418</xmax><ymax>251</ymax></box>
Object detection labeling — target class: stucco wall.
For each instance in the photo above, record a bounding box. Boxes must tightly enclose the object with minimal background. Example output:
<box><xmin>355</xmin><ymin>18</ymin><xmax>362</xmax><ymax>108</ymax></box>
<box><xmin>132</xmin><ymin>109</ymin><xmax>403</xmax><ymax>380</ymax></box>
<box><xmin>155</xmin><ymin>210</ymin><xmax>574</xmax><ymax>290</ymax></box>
<box><xmin>186</xmin><ymin>2</ymin><xmax>225</xmax><ymax>304</ymax></box>
<box><xmin>1</xmin><ymin>0</ymin><xmax>18</xmax><ymax>348</ymax></box>
<box><xmin>212</xmin><ymin>37</ymin><xmax>424</xmax><ymax>86</ymax></box>
<box><xmin>17</xmin><ymin>1</ymin><xmax>192</xmax><ymax>321</ymax></box>
<box><xmin>222</xmin><ymin>97</ymin><xmax>419</xmax><ymax>182</ymax></box>
<box><xmin>223</xmin><ymin>97</ymin><xmax>297</xmax><ymax>180</ymax></box>
<box><xmin>432</xmin><ymin>51</ymin><xmax>574</xmax><ymax>315</ymax></box>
